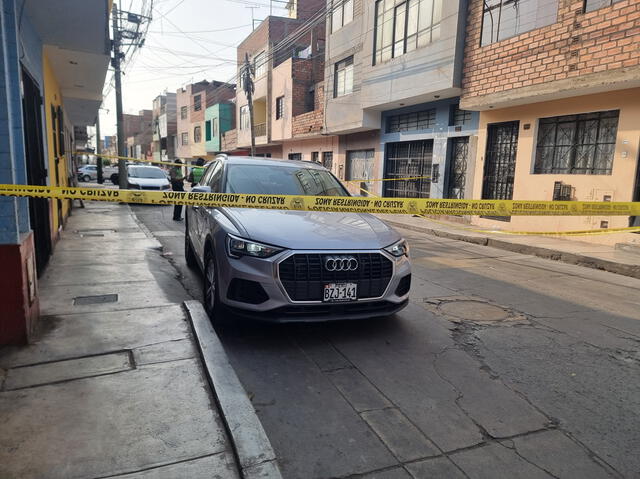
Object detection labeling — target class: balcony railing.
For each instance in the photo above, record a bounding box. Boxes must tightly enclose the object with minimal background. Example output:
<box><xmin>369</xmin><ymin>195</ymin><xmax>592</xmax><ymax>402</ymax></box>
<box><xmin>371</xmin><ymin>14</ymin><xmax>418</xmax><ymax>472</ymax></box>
<box><xmin>254</xmin><ymin>123</ymin><xmax>267</xmax><ymax>137</ymax></box>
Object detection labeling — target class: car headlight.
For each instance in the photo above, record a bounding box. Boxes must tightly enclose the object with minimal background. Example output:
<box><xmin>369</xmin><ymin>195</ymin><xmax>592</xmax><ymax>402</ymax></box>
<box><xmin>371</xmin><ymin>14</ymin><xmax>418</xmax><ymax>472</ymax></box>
<box><xmin>127</xmin><ymin>181</ymin><xmax>141</xmax><ymax>189</ymax></box>
<box><xmin>227</xmin><ymin>234</ymin><xmax>284</xmax><ymax>258</ymax></box>
<box><xmin>385</xmin><ymin>239</ymin><xmax>409</xmax><ymax>257</ymax></box>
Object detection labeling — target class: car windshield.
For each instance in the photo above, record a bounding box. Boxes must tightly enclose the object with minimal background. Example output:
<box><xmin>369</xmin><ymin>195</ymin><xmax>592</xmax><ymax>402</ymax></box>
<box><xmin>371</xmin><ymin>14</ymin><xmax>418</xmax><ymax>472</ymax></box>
<box><xmin>128</xmin><ymin>167</ymin><xmax>166</xmax><ymax>179</ymax></box>
<box><xmin>224</xmin><ymin>164</ymin><xmax>349</xmax><ymax>196</ymax></box>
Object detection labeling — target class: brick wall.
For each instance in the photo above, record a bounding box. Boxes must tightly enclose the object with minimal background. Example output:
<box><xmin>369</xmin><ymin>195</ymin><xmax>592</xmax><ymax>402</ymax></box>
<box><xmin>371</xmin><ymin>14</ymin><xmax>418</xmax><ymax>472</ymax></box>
<box><xmin>292</xmin><ymin>82</ymin><xmax>324</xmax><ymax>137</ymax></box>
<box><xmin>221</xmin><ymin>128</ymin><xmax>237</xmax><ymax>151</ymax></box>
<box><xmin>462</xmin><ymin>0</ymin><xmax>640</xmax><ymax>106</ymax></box>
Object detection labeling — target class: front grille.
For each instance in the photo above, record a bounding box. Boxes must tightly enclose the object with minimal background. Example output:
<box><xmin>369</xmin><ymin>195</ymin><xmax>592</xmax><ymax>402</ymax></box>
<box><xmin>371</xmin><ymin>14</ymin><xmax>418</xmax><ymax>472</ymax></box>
<box><xmin>141</xmin><ymin>185</ymin><xmax>161</xmax><ymax>190</ymax></box>
<box><xmin>278</xmin><ymin>253</ymin><xmax>393</xmax><ymax>301</ymax></box>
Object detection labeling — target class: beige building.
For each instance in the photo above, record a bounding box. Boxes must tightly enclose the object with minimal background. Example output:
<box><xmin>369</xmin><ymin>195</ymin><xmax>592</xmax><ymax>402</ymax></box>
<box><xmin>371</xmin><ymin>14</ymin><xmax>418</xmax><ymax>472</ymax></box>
<box><xmin>461</xmin><ymin>0</ymin><xmax>640</xmax><ymax>235</ymax></box>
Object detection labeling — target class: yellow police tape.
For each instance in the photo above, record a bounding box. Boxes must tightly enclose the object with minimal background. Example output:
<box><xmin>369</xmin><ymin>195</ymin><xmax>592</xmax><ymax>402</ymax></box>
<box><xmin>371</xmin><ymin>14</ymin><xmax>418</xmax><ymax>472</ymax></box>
<box><xmin>1</xmin><ymin>184</ymin><xmax>640</xmax><ymax>217</ymax></box>
<box><xmin>345</xmin><ymin>176</ymin><xmax>431</xmax><ymax>183</ymax></box>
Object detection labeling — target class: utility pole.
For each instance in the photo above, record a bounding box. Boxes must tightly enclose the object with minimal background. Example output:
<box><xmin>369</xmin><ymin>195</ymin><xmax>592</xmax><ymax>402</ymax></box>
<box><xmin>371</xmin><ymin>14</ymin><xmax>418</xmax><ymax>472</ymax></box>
<box><xmin>96</xmin><ymin>111</ymin><xmax>103</xmax><ymax>184</ymax></box>
<box><xmin>110</xmin><ymin>2</ymin><xmax>151</xmax><ymax>188</ymax></box>
<box><xmin>241</xmin><ymin>53</ymin><xmax>256</xmax><ymax>157</ymax></box>
<box><xmin>246</xmin><ymin>5</ymin><xmax>258</xmax><ymax>30</ymax></box>
<box><xmin>112</xmin><ymin>2</ymin><xmax>127</xmax><ymax>189</ymax></box>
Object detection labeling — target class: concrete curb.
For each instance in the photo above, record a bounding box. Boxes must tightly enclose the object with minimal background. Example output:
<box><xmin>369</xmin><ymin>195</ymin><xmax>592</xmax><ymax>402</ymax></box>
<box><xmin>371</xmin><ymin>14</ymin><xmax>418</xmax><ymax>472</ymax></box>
<box><xmin>184</xmin><ymin>300</ymin><xmax>283</xmax><ymax>479</ymax></box>
<box><xmin>382</xmin><ymin>219</ymin><xmax>640</xmax><ymax>280</ymax></box>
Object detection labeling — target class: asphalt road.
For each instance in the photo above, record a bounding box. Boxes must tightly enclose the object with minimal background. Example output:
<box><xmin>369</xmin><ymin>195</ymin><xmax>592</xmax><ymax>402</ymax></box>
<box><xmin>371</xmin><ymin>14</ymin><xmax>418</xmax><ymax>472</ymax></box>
<box><xmin>131</xmin><ymin>203</ymin><xmax>640</xmax><ymax>479</ymax></box>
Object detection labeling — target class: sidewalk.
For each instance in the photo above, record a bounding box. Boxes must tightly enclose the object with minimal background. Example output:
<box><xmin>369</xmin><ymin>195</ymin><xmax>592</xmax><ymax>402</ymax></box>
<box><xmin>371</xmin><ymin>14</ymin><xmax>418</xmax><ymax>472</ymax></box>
<box><xmin>377</xmin><ymin>214</ymin><xmax>640</xmax><ymax>279</ymax></box>
<box><xmin>0</xmin><ymin>202</ymin><xmax>245</xmax><ymax>479</ymax></box>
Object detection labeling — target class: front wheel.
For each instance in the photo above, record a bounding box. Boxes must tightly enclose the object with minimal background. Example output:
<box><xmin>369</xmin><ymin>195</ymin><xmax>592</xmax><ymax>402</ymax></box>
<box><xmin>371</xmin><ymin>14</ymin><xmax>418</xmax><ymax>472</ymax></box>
<box><xmin>185</xmin><ymin>231</ymin><xmax>197</xmax><ymax>269</ymax></box>
<box><xmin>203</xmin><ymin>250</ymin><xmax>223</xmax><ymax>322</ymax></box>
<box><xmin>82</xmin><ymin>175</ymin><xmax>91</xmax><ymax>182</ymax></box>
<box><xmin>110</xmin><ymin>173</ymin><xmax>119</xmax><ymax>184</ymax></box>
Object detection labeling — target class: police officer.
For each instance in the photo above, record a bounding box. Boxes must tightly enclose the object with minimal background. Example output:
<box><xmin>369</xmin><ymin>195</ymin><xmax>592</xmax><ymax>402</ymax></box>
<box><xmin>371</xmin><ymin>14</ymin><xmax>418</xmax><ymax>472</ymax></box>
<box><xmin>170</xmin><ymin>159</ymin><xmax>185</xmax><ymax>221</ymax></box>
<box><xmin>188</xmin><ymin>157</ymin><xmax>206</xmax><ymax>188</ymax></box>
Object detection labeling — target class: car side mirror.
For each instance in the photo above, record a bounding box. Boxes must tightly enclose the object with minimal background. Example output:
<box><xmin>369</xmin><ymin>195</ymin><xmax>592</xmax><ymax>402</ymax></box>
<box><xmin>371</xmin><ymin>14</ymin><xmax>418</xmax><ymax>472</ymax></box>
<box><xmin>191</xmin><ymin>185</ymin><xmax>211</xmax><ymax>193</ymax></box>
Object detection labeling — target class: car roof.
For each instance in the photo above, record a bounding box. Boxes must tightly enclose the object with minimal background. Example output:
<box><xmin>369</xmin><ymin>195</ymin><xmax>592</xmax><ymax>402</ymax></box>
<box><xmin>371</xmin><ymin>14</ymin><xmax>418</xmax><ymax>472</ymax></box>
<box><xmin>127</xmin><ymin>164</ymin><xmax>163</xmax><ymax>170</ymax></box>
<box><xmin>219</xmin><ymin>156</ymin><xmax>327</xmax><ymax>170</ymax></box>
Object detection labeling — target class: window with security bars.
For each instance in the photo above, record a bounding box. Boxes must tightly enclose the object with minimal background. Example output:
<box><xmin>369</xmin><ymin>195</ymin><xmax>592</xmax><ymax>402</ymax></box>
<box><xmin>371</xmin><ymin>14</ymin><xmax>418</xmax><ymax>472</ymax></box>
<box><xmin>194</xmin><ymin>95</ymin><xmax>202</xmax><ymax>112</ymax></box>
<box><xmin>387</xmin><ymin>109</ymin><xmax>436</xmax><ymax>133</ymax></box>
<box><xmin>194</xmin><ymin>125</ymin><xmax>202</xmax><ymax>143</ymax></box>
<box><xmin>534</xmin><ymin>110</ymin><xmax>619</xmax><ymax>175</ymax></box>
<box><xmin>322</xmin><ymin>151</ymin><xmax>334</xmax><ymax>170</ymax></box>
<box><xmin>181</xmin><ymin>132</ymin><xmax>188</xmax><ymax>145</ymax></box>
<box><xmin>384</xmin><ymin>140</ymin><xmax>432</xmax><ymax>198</ymax></box>
<box><xmin>451</xmin><ymin>105</ymin><xmax>472</xmax><ymax>127</ymax></box>
<box><xmin>181</xmin><ymin>106</ymin><xmax>188</xmax><ymax>120</ymax></box>
<box><xmin>584</xmin><ymin>0</ymin><xmax>624</xmax><ymax>13</ymax></box>
<box><xmin>481</xmin><ymin>0</ymin><xmax>558</xmax><ymax>47</ymax></box>
<box><xmin>288</xmin><ymin>153</ymin><xmax>302</xmax><ymax>161</ymax></box>
<box><xmin>374</xmin><ymin>0</ymin><xmax>442</xmax><ymax>65</ymax></box>
<box><xmin>240</xmin><ymin>106</ymin><xmax>250</xmax><ymax>130</ymax></box>
<box><xmin>276</xmin><ymin>96</ymin><xmax>284</xmax><ymax>120</ymax></box>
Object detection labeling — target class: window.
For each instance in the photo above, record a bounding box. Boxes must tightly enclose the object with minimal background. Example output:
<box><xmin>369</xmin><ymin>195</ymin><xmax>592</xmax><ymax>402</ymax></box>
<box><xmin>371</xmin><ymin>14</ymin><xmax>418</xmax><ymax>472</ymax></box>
<box><xmin>205</xmin><ymin>120</ymin><xmax>212</xmax><ymax>141</ymax></box>
<box><xmin>322</xmin><ymin>152</ymin><xmax>334</xmax><ymax>170</ymax></box>
<box><xmin>240</xmin><ymin>105</ymin><xmax>250</xmax><ymax>130</ymax></box>
<box><xmin>331</xmin><ymin>0</ymin><xmax>353</xmax><ymax>33</ymax></box>
<box><xmin>194</xmin><ymin>126</ymin><xmax>202</xmax><ymax>143</ymax></box>
<box><xmin>276</xmin><ymin>96</ymin><xmax>285</xmax><ymax>120</ymax></box>
<box><xmin>481</xmin><ymin>0</ymin><xmax>559</xmax><ymax>47</ymax></box>
<box><xmin>288</xmin><ymin>153</ymin><xmax>302</xmax><ymax>161</ymax></box>
<box><xmin>254</xmin><ymin>51</ymin><xmax>267</xmax><ymax>78</ymax></box>
<box><xmin>181</xmin><ymin>106</ymin><xmax>188</xmax><ymax>119</ymax></box>
<box><xmin>312</xmin><ymin>152</ymin><xmax>319</xmax><ymax>163</ymax></box>
<box><xmin>374</xmin><ymin>0</ymin><xmax>442</xmax><ymax>65</ymax></box>
<box><xmin>534</xmin><ymin>110</ymin><xmax>619</xmax><ymax>175</ymax></box>
<box><xmin>213</xmin><ymin>118</ymin><xmax>218</xmax><ymax>138</ymax></box>
<box><xmin>584</xmin><ymin>0</ymin><xmax>624</xmax><ymax>12</ymax></box>
<box><xmin>451</xmin><ymin>105</ymin><xmax>473</xmax><ymax>127</ymax></box>
<box><xmin>387</xmin><ymin>109</ymin><xmax>436</xmax><ymax>133</ymax></box>
<box><xmin>181</xmin><ymin>132</ymin><xmax>189</xmax><ymax>145</ymax></box>
<box><xmin>333</xmin><ymin>56</ymin><xmax>354</xmax><ymax>98</ymax></box>
<box><xmin>194</xmin><ymin>95</ymin><xmax>202</xmax><ymax>112</ymax></box>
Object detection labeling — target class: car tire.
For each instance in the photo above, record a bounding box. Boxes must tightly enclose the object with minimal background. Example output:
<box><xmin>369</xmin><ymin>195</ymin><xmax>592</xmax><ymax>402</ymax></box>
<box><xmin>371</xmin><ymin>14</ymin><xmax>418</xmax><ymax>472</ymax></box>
<box><xmin>185</xmin><ymin>230</ymin><xmax>198</xmax><ymax>270</ymax></box>
<box><xmin>82</xmin><ymin>175</ymin><xmax>91</xmax><ymax>182</ymax></box>
<box><xmin>110</xmin><ymin>173</ymin><xmax>119</xmax><ymax>184</ymax></box>
<box><xmin>203</xmin><ymin>248</ymin><xmax>224</xmax><ymax>323</ymax></box>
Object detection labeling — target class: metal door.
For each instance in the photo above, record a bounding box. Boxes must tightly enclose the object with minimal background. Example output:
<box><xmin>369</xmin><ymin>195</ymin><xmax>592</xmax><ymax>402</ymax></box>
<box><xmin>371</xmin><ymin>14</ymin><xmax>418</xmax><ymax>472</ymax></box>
<box><xmin>446</xmin><ymin>137</ymin><xmax>469</xmax><ymax>199</ymax></box>
<box><xmin>384</xmin><ymin>140</ymin><xmax>432</xmax><ymax>198</ymax></box>
<box><xmin>21</xmin><ymin>66</ymin><xmax>52</xmax><ymax>275</ymax></box>
<box><xmin>482</xmin><ymin>121</ymin><xmax>519</xmax><ymax>221</ymax></box>
<box><xmin>631</xmin><ymin>152</ymin><xmax>640</xmax><ymax>227</ymax></box>
<box><xmin>347</xmin><ymin>150</ymin><xmax>375</xmax><ymax>196</ymax></box>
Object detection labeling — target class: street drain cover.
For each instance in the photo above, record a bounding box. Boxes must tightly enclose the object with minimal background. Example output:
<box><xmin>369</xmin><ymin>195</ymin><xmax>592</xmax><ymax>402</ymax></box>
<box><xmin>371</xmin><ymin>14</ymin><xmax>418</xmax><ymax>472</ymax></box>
<box><xmin>439</xmin><ymin>300</ymin><xmax>511</xmax><ymax>322</ymax></box>
<box><xmin>74</xmin><ymin>294</ymin><xmax>118</xmax><ymax>306</ymax></box>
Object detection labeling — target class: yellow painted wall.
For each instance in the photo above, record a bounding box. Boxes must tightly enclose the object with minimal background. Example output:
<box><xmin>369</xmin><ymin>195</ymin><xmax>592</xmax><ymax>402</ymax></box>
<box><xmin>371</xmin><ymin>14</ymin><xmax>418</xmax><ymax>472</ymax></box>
<box><xmin>471</xmin><ymin>88</ymin><xmax>640</xmax><ymax>235</ymax></box>
<box><xmin>43</xmin><ymin>53</ymin><xmax>70</xmax><ymax>237</ymax></box>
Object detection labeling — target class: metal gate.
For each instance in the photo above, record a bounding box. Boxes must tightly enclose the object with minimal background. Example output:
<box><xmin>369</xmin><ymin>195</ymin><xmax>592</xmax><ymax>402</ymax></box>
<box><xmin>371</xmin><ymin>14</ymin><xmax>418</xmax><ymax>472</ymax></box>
<box><xmin>346</xmin><ymin>150</ymin><xmax>375</xmax><ymax>196</ymax></box>
<box><xmin>482</xmin><ymin>122</ymin><xmax>519</xmax><ymax>221</ymax></box>
<box><xmin>384</xmin><ymin>140</ymin><xmax>432</xmax><ymax>198</ymax></box>
<box><xmin>446</xmin><ymin>137</ymin><xmax>469</xmax><ymax>199</ymax></box>
<box><xmin>22</xmin><ymin>66</ymin><xmax>52</xmax><ymax>275</ymax></box>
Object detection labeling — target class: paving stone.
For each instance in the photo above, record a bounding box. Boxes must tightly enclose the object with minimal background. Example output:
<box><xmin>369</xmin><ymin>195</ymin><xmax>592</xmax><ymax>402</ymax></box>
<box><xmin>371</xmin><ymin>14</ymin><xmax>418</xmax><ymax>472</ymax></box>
<box><xmin>111</xmin><ymin>452</ymin><xmax>239</xmax><ymax>479</ymax></box>
<box><xmin>132</xmin><ymin>338</ymin><xmax>197</xmax><ymax>366</ymax></box>
<box><xmin>328</xmin><ymin>367</ymin><xmax>392</xmax><ymax>412</ymax></box>
<box><xmin>360</xmin><ymin>466</ymin><xmax>413</xmax><ymax>479</ymax></box>
<box><xmin>361</xmin><ymin>408</ymin><xmax>440</xmax><ymax>462</ymax></box>
<box><xmin>0</xmin><ymin>360</ymin><xmax>228</xmax><ymax>479</ymax></box>
<box><xmin>406</xmin><ymin>456</ymin><xmax>467</xmax><ymax>479</ymax></box>
<box><xmin>450</xmin><ymin>442</ymin><xmax>552</xmax><ymax>479</ymax></box>
<box><xmin>4</xmin><ymin>351</ymin><xmax>132</xmax><ymax>390</ymax></box>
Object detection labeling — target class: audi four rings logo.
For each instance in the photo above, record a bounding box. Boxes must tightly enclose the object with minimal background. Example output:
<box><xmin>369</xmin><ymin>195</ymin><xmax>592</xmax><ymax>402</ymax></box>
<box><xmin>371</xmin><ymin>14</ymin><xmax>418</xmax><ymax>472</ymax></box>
<box><xmin>325</xmin><ymin>256</ymin><xmax>359</xmax><ymax>272</ymax></box>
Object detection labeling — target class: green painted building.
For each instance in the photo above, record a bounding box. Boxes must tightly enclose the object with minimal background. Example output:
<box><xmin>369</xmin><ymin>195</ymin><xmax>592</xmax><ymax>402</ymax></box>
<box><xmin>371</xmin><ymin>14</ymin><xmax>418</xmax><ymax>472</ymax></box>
<box><xmin>205</xmin><ymin>103</ymin><xmax>234</xmax><ymax>154</ymax></box>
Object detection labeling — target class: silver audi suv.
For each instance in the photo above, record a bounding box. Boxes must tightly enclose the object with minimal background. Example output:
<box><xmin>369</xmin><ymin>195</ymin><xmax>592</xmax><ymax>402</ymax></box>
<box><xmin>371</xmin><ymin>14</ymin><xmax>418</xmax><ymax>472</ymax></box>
<box><xmin>185</xmin><ymin>156</ymin><xmax>411</xmax><ymax>322</ymax></box>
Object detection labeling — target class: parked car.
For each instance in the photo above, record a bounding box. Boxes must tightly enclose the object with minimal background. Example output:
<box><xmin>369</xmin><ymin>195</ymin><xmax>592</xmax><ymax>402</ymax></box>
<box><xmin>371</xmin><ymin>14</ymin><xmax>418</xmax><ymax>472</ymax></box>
<box><xmin>78</xmin><ymin>164</ymin><xmax>118</xmax><ymax>183</ymax></box>
<box><xmin>185</xmin><ymin>157</ymin><xmax>411</xmax><ymax>323</ymax></box>
<box><xmin>126</xmin><ymin>165</ymin><xmax>171</xmax><ymax>190</ymax></box>
<box><xmin>77</xmin><ymin>165</ymin><xmax>98</xmax><ymax>182</ymax></box>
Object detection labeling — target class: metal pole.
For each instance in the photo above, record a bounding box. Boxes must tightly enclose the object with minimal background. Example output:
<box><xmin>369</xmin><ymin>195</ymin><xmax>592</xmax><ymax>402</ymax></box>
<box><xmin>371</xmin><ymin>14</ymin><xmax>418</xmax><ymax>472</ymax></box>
<box><xmin>96</xmin><ymin>110</ymin><xmax>103</xmax><ymax>184</ymax></box>
<box><xmin>112</xmin><ymin>3</ymin><xmax>127</xmax><ymax>189</ymax></box>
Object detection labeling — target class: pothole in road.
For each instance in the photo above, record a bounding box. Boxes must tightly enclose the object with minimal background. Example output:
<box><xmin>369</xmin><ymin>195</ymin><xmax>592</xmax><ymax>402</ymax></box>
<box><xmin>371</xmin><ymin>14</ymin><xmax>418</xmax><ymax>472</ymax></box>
<box><xmin>436</xmin><ymin>300</ymin><xmax>522</xmax><ymax>323</ymax></box>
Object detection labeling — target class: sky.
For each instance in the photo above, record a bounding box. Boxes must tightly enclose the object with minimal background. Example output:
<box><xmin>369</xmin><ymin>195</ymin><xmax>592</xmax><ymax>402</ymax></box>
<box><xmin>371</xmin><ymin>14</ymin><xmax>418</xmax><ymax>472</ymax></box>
<box><xmin>98</xmin><ymin>0</ymin><xmax>290</xmax><ymax>137</ymax></box>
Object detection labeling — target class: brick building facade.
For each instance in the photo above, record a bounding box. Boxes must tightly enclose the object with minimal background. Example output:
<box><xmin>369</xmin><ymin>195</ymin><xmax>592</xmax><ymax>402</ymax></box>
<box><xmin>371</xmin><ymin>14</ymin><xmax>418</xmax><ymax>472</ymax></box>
<box><xmin>461</xmin><ymin>0</ymin><xmax>640</xmax><ymax>237</ymax></box>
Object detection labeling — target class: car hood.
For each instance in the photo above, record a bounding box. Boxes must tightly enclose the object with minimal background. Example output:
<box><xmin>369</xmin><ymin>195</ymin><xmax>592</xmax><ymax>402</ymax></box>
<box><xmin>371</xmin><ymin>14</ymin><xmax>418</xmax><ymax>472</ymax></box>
<box><xmin>128</xmin><ymin>177</ymin><xmax>169</xmax><ymax>187</ymax></box>
<box><xmin>221</xmin><ymin>208</ymin><xmax>401</xmax><ymax>250</ymax></box>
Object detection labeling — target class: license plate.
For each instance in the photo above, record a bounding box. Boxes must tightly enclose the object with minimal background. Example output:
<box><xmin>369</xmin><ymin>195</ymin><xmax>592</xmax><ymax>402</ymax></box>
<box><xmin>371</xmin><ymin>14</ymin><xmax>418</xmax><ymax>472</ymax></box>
<box><xmin>323</xmin><ymin>283</ymin><xmax>357</xmax><ymax>302</ymax></box>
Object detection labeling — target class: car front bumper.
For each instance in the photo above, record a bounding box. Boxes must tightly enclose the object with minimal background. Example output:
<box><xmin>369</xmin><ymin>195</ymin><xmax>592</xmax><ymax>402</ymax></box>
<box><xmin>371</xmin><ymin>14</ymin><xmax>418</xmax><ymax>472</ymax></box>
<box><xmin>216</xmin><ymin>248</ymin><xmax>411</xmax><ymax>323</ymax></box>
